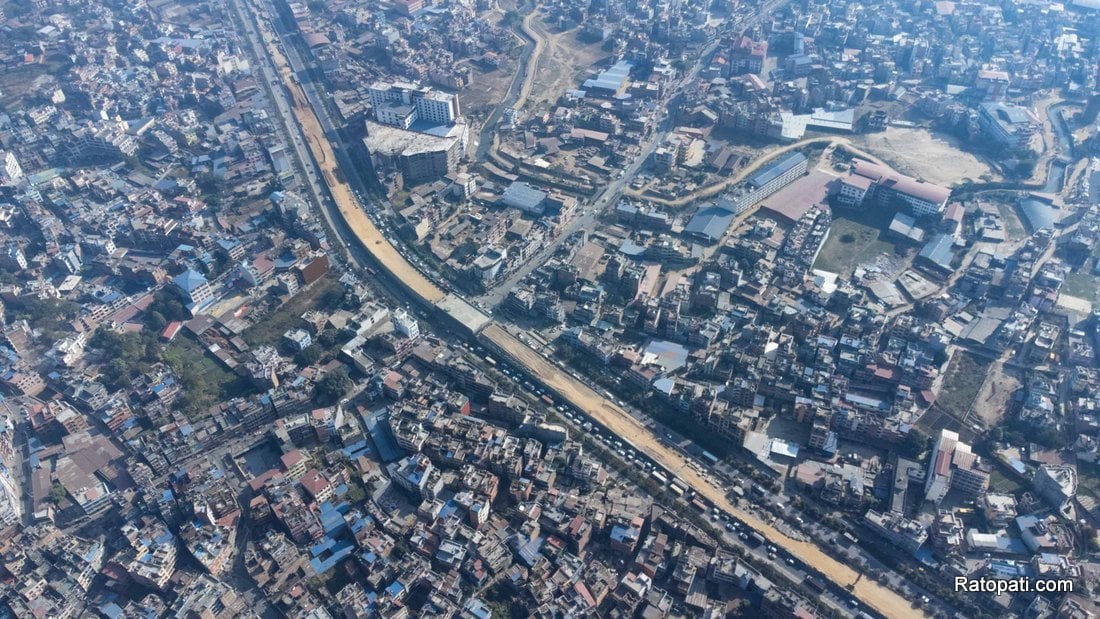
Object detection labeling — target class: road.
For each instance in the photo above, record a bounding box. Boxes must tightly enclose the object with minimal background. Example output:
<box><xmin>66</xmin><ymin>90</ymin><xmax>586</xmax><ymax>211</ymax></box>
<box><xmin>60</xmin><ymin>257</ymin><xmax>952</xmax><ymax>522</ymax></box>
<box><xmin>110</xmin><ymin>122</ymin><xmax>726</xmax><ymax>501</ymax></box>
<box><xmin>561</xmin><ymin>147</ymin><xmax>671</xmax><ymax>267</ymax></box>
<box><xmin>476</xmin><ymin>0</ymin><xmax>793</xmax><ymax>307</ymax></box>
<box><xmin>481</xmin><ymin>324</ymin><xmax>924</xmax><ymax>619</ymax></box>
<box><xmin>235</xmin><ymin>0</ymin><xmax>446</xmax><ymax>305</ymax></box>
<box><xmin>236</xmin><ymin>0</ymin><xmax>926</xmax><ymax>614</ymax></box>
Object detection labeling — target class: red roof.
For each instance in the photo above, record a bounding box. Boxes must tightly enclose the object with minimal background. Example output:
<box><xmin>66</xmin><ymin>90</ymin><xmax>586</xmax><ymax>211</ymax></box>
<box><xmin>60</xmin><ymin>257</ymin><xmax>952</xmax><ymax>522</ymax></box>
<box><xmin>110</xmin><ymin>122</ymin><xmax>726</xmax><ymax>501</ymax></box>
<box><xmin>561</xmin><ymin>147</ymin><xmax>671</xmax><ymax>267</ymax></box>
<box><xmin>161</xmin><ymin>321</ymin><xmax>182</xmax><ymax>341</ymax></box>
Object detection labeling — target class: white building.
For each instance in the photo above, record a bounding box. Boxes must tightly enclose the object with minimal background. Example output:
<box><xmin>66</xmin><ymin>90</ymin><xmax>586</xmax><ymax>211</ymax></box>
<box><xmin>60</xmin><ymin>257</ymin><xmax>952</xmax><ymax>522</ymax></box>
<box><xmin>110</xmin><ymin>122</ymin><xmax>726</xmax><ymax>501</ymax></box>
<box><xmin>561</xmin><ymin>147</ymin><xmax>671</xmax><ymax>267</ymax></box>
<box><xmin>0</xmin><ymin>150</ymin><xmax>23</xmax><ymax>186</ymax></box>
<box><xmin>369</xmin><ymin>81</ymin><xmax>459</xmax><ymax>127</ymax></box>
<box><xmin>392</xmin><ymin>308</ymin><xmax>420</xmax><ymax>339</ymax></box>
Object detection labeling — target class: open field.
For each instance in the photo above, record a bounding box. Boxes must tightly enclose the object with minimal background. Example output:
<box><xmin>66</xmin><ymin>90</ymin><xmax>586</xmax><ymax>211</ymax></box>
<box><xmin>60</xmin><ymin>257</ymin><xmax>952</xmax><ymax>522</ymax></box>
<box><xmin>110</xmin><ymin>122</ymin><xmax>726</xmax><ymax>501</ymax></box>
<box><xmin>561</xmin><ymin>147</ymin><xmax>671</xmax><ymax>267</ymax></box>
<box><xmin>1063</xmin><ymin>271</ymin><xmax>1100</xmax><ymax>304</ymax></box>
<box><xmin>459</xmin><ymin>51</ymin><xmax>521</xmax><ymax>116</ymax></box>
<box><xmin>854</xmin><ymin>127</ymin><xmax>999</xmax><ymax>187</ymax></box>
<box><xmin>481</xmin><ymin>324</ymin><xmax>924</xmax><ymax>619</ymax></box>
<box><xmin>242</xmin><ymin>274</ymin><xmax>342</xmax><ymax>347</ymax></box>
<box><xmin>937</xmin><ymin>352</ymin><xmax>992</xmax><ymax>421</ymax></box>
<box><xmin>813</xmin><ymin>209</ymin><xmax>899</xmax><ymax>276</ymax></box>
<box><xmin>970</xmin><ymin>361</ymin><xmax>1020</xmax><ymax>428</ymax></box>
<box><xmin>525</xmin><ymin>15</ymin><xmax>609</xmax><ymax>111</ymax></box>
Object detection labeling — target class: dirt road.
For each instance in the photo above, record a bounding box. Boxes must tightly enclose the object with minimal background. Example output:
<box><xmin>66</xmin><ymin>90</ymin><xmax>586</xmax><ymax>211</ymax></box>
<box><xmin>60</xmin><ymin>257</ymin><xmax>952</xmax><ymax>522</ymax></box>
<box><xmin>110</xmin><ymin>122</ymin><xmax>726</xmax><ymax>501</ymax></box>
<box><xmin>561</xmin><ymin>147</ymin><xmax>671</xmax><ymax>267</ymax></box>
<box><xmin>481</xmin><ymin>324</ymin><xmax>925</xmax><ymax>619</ymax></box>
<box><xmin>266</xmin><ymin>31</ymin><xmax>446</xmax><ymax>304</ymax></box>
<box><xmin>624</xmin><ymin>137</ymin><xmax>888</xmax><ymax>208</ymax></box>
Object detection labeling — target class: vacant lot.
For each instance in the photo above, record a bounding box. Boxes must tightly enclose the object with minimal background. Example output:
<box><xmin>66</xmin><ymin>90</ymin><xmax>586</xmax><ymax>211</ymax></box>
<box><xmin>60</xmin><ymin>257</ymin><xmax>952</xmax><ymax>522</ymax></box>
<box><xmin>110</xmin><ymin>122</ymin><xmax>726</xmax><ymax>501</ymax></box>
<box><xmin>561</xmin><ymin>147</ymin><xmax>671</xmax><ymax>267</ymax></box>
<box><xmin>855</xmin><ymin>127</ymin><xmax>998</xmax><ymax>187</ymax></box>
<box><xmin>527</xmin><ymin>16</ymin><xmax>609</xmax><ymax>111</ymax></box>
<box><xmin>1062</xmin><ymin>271</ymin><xmax>1100</xmax><ymax>304</ymax></box>
<box><xmin>813</xmin><ymin>210</ymin><xmax>899</xmax><ymax>276</ymax></box>
<box><xmin>937</xmin><ymin>352</ymin><xmax>992</xmax><ymax>420</ymax></box>
<box><xmin>971</xmin><ymin>361</ymin><xmax>1021</xmax><ymax>428</ymax></box>
<box><xmin>242</xmin><ymin>274</ymin><xmax>343</xmax><ymax>347</ymax></box>
<box><xmin>459</xmin><ymin>52</ymin><xmax>520</xmax><ymax>116</ymax></box>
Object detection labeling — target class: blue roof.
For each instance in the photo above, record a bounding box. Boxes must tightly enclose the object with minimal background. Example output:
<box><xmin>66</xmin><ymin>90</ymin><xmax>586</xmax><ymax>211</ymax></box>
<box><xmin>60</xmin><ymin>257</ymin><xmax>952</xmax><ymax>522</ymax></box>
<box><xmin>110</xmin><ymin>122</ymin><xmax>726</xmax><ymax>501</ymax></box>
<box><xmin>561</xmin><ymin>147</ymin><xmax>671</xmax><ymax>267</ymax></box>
<box><xmin>684</xmin><ymin>206</ymin><xmax>735</xmax><ymax>242</ymax></box>
<box><xmin>172</xmin><ymin>269</ymin><xmax>208</xmax><ymax>293</ymax></box>
<box><xmin>1019</xmin><ymin>197</ymin><xmax>1056</xmax><ymax>232</ymax></box>
<box><xmin>748</xmin><ymin>152</ymin><xmax>807</xmax><ymax>188</ymax></box>
<box><xmin>501</xmin><ymin>181</ymin><xmax>548</xmax><ymax>211</ymax></box>
<box><xmin>918</xmin><ymin>233</ymin><xmax>954</xmax><ymax>270</ymax></box>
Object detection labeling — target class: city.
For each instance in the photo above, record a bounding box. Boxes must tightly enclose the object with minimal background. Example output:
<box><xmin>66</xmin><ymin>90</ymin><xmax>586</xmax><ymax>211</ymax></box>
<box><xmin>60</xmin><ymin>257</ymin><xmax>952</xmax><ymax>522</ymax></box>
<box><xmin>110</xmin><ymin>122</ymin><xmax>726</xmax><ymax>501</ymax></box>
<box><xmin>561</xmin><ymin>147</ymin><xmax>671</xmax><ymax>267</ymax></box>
<box><xmin>0</xmin><ymin>0</ymin><xmax>1097</xmax><ymax>618</ymax></box>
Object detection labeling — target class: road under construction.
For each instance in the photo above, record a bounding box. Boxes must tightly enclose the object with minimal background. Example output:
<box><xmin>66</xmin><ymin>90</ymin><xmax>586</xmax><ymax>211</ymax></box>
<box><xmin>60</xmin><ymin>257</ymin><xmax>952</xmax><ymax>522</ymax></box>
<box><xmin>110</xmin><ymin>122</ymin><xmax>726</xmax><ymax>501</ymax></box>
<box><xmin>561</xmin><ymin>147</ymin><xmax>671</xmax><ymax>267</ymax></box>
<box><xmin>245</xmin><ymin>1</ymin><xmax>925</xmax><ymax>616</ymax></box>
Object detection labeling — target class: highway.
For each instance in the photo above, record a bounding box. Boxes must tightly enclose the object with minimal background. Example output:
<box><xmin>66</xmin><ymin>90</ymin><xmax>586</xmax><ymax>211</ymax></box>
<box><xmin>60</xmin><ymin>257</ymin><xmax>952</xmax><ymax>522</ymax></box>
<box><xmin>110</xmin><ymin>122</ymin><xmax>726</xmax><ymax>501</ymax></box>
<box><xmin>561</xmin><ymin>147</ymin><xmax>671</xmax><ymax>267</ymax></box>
<box><xmin>233</xmin><ymin>0</ymin><xmax>927</xmax><ymax>615</ymax></box>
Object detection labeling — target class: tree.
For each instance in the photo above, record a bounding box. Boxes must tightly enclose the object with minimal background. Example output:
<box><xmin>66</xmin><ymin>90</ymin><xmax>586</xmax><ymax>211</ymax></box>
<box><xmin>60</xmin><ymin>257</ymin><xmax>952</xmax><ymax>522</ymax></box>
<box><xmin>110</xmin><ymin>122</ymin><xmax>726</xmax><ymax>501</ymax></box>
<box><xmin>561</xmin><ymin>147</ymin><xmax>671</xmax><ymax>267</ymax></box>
<box><xmin>315</xmin><ymin>368</ymin><xmax>352</xmax><ymax>405</ymax></box>
<box><xmin>900</xmin><ymin>428</ymin><xmax>931</xmax><ymax>460</ymax></box>
<box><xmin>295</xmin><ymin>344</ymin><xmax>323</xmax><ymax>367</ymax></box>
<box><xmin>48</xmin><ymin>482</ymin><xmax>67</xmax><ymax>504</ymax></box>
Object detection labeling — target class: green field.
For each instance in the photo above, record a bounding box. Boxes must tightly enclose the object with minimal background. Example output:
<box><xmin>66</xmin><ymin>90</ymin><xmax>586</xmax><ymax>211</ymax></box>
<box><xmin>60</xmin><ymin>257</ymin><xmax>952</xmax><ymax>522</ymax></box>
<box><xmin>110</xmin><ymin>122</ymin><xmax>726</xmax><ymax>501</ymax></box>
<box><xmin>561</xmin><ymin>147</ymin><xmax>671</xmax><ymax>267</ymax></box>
<box><xmin>814</xmin><ymin>209</ymin><xmax>898</xmax><ymax>275</ymax></box>
<box><xmin>1062</xmin><ymin>271</ymin><xmax>1100</xmax><ymax>304</ymax></box>
<box><xmin>163</xmin><ymin>335</ymin><xmax>256</xmax><ymax>418</ymax></box>
<box><xmin>242</xmin><ymin>274</ymin><xmax>343</xmax><ymax>347</ymax></box>
<box><xmin>988</xmin><ymin>468</ymin><xmax>1025</xmax><ymax>495</ymax></box>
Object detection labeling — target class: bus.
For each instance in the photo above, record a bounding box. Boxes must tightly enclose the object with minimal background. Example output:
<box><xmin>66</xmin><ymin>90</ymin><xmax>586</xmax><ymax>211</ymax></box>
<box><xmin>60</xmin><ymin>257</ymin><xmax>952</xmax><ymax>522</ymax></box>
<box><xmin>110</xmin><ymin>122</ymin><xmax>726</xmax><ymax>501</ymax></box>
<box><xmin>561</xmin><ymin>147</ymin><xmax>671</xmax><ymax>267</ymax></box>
<box><xmin>701</xmin><ymin>451</ymin><xmax>719</xmax><ymax>466</ymax></box>
<box><xmin>670</xmin><ymin>480</ymin><xmax>688</xmax><ymax>496</ymax></box>
<box><xmin>651</xmin><ymin>471</ymin><xmax>668</xmax><ymax>485</ymax></box>
<box><xmin>804</xmin><ymin>575</ymin><xmax>826</xmax><ymax>594</ymax></box>
<box><xmin>484</xmin><ymin>356</ymin><xmax>497</xmax><ymax>366</ymax></box>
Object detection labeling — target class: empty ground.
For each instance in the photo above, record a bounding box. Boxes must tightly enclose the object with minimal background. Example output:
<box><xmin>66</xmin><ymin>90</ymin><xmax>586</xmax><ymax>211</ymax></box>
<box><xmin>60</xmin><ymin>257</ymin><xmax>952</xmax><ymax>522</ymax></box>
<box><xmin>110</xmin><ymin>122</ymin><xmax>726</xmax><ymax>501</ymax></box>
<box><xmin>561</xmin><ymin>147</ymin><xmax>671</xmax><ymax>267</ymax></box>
<box><xmin>854</xmin><ymin>127</ymin><xmax>999</xmax><ymax>187</ymax></box>
<box><xmin>813</xmin><ymin>208</ymin><xmax>903</xmax><ymax>276</ymax></box>
<box><xmin>936</xmin><ymin>352</ymin><xmax>992</xmax><ymax>422</ymax></box>
<box><xmin>970</xmin><ymin>361</ymin><xmax>1021</xmax><ymax>428</ymax></box>
<box><xmin>525</xmin><ymin>15</ymin><xmax>609</xmax><ymax>111</ymax></box>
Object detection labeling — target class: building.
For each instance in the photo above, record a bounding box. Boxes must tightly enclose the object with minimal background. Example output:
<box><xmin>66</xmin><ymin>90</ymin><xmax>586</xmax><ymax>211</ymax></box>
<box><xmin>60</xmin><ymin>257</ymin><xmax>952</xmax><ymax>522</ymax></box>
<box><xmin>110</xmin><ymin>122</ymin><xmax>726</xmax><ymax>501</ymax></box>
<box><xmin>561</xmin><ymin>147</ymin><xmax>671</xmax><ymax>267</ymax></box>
<box><xmin>369</xmin><ymin>81</ymin><xmax>460</xmax><ymax>127</ymax></box>
<box><xmin>924</xmin><ymin>429</ymin><xmax>990</xmax><ymax>503</ymax></box>
<box><xmin>1033</xmin><ymin>464</ymin><xmax>1077</xmax><ymax>511</ymax></box>
<box><xmin>863</xmin><ymin>509</ymin><xmax>928</xmax><ymax>554</ymax></box>
<box><xmin>729</xmin><ymin>152</ymin><xmax>809</xmax><ymax>213</ymax></box>
<box><xmin>172</xmin><ymin>269</ymin><xmax>215</xmax><ymax>312</ymax></box>
<box><xmin>0</xmin><ymin>150</ymin><xmax>23</xmax><ymax>186</ymax></box>
<box><xmin>846</xmin><ymin>160</ymin><xmax>951</xmax><ymax>217</ymax></box>
<box><xmin>978</xmin><ymin>102</ymin><xmax>1040</xmax><ymax>151</ymax></box>
<box><xmin>500</xmin><ymin>181</ymin><xmax>548</xmax><ymax>215</ymax></box>
<box><xmin>364</xmin><ymin>120</ymin><xmax>468</xmax><ymax>185</ymax></box>
<box><xmin>392</xmin><ymin>308</ymin><xmax>420</xmax><ymax>339</ymax></box>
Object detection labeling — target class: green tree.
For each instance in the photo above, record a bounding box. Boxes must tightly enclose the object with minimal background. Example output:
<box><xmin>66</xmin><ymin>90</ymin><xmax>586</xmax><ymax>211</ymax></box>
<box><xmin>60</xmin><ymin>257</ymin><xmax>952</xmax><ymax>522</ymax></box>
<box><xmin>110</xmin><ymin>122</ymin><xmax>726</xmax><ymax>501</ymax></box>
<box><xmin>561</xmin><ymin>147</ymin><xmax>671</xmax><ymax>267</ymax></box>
<box><xmin>315</xmin><ymin>367</ymin><xmax>352</xmax><ymax>405</ymax></box>
<box><xmin>48</xmin><ymin>482</ymin><xmax>67</xmax><ymax>504</ymax></box>
<box><xmin>295</xmin><ymin>344</ymin><xmax>323</xmax><ymax>367</ymax></box>
<box><xmin>899</xmin><ymin>427</ymin><xmax>931</xmax><ymax>460</ymax></box>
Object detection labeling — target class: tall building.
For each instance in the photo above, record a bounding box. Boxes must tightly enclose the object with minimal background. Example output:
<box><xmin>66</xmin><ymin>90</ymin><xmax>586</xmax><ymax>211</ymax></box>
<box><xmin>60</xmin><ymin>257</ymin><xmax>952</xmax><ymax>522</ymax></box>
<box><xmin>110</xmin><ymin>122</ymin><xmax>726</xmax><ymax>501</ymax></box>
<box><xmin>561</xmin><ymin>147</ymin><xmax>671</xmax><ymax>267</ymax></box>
<box><xmin>0</xmin><ymin>151</ymin><xmax>23</xmax><ymax>186</ymax></box>
<box><xmin>924</xmin><ymin>429</ymin><xmax>990</xmax><ymax>504</ymax></box>
<box><xmin>392</xmin><ymin>308</ymin><xmax>420</xmax><ymax>339</ymax></box>
<box><xmin>369</xmin><ymin>81</ymin><xmax>459</xmax><ymax>127</ymax></box>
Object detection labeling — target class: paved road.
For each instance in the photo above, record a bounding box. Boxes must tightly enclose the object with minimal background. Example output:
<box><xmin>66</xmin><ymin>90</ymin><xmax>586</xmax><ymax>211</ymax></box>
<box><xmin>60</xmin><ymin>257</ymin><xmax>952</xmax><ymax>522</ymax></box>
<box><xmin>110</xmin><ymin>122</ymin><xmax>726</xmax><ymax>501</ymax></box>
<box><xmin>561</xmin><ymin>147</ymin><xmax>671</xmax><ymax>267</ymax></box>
<box><xmin>475</xmin><ymin>0</ymin><xmax>790</xmax><ymax>307</ymax></box>
<box><xmin>235</xmin><ymin>0</ymin><xmax>927</xmax><ymax>614</ymax></box>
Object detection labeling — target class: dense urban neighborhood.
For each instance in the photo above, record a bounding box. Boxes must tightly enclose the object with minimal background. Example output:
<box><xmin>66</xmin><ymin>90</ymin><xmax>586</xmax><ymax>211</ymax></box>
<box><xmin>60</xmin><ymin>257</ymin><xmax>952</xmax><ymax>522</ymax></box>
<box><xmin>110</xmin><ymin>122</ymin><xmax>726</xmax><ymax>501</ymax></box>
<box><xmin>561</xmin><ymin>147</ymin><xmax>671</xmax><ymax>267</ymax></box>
<box><xmin>0</xmin><ymin>0</ymin><xmax>1098</xmax><ymax>617</ymax></box>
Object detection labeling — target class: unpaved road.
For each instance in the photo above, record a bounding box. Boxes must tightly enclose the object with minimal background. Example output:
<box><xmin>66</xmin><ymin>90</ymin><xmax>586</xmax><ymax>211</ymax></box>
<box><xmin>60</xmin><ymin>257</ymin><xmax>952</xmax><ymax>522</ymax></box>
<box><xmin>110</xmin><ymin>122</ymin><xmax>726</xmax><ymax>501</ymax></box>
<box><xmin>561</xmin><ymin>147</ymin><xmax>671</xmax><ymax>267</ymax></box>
<box><xmin>265</xmin><ymin>26</ymin><xmax>446</xmax><ymax>304</ymax></box>
<box><xmin>481</xmin><ymin>324</ymin><xmax>925</xmax><ymax>619</ymax></box>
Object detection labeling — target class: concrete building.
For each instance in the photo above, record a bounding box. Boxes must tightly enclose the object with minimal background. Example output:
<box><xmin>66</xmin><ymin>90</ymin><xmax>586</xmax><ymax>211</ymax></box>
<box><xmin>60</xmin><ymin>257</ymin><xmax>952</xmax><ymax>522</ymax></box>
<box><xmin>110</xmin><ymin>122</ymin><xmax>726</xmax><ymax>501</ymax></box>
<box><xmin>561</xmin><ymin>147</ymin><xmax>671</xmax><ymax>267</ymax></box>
<box><xmin>924</xmin><ymin>429</ymin><xmax>990</xmax><ymax>503</ymax></box>
<box><xmin>0</xmin><ymin>150</ymin><xmax>23</xmax><ymax>186</ymax></box>
<box><xmin>171</xmin><ymin>269</ymin><xmax>215</xmax><ymax>312</ymax></box>
<box><xmin>978</xmin><ymin>101</ymin><xmax>1040</xmax><ymax>151</ymax></box>
<box><xmin>846</xmin><ymin>160</ymin><xmax>951</xmax><ymax>217</ymax></box>
<box><xmin>1033</xmin><ymin>464</ymin><xmax>1077</xmax><ymax>511</ymax></box>
<box><xmin>369</xmin><ymin>81</ymin><xmax>459</xmax><ymax>127</ymax></box>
